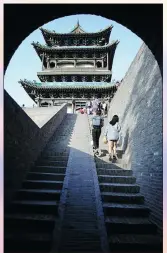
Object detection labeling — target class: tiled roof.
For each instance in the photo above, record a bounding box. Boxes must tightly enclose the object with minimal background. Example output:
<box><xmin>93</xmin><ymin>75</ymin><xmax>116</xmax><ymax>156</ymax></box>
<box><xmin>32</xmin><ymin>40</ymin><xmax>119</xmax><ymax>52</ymax></box>
<box><xmin>19</xmin><ymin>79</ymin><xmax>116</xmax><ymax>90</ymax></box>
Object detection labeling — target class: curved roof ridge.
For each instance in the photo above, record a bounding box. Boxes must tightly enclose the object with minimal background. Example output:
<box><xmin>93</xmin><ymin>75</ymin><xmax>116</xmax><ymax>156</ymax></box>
<box><xmin>39</xmin><ymin>24</ymin><xmax>113</xmax><ymax>35</ymax></box>
<box><xmin>32</xmin><ymin>40</ymin><xmax>119</xmax><ymax>50</ymax></box>
<box><xmin>40</xmin><ymin>27</ymin><xmax>56</xmax><ymax>33</ymax></box>
<box><xmin>99</xmin><ymin>24</ymin><xmax>113</xmax><ymax>33</ymax></box>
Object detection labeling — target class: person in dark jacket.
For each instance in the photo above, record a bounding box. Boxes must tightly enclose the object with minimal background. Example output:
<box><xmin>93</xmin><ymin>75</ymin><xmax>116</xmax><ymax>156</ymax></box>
<box><xmin>91</xmin><ymin>109</ymin><xmax>104</xmax><ymax>156</ymax></box>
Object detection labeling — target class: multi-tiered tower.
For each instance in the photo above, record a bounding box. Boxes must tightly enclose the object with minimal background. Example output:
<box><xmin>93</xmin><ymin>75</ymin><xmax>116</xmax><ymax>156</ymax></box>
<box><xmin>19</xmin><ymin>21</ymin><xmax>119</xmax><ymax>107</ymax></box>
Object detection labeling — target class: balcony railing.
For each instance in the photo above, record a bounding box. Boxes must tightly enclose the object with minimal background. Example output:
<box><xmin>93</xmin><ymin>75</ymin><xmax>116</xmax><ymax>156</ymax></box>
<box><xmin>39</xmin><ymin>68</ymin><xmax>112</xmax><ymax>73</ymax></box>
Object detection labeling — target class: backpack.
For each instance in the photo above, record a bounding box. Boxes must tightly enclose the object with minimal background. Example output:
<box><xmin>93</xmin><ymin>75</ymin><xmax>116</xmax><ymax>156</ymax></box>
<box><xmin>92</xmin><ymin>116</ymin><xmax>103</xmax><ymax>127</ymax></box>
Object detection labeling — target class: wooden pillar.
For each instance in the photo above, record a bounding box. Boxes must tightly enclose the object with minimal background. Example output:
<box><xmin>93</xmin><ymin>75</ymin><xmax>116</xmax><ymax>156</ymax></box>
<box><xmin>36</xmin><ymin>99</ymin><xmax>39</xmax><ymax>107</ymax></box>
<box><xmin>102</xmin><ymin>59</ymin><xmax>104</xmax><ymax>68</ymax></box>
<box><xmin>107</xmin><ymin>53</ymin><xmax>108</xmax><ymax>69</ymax></box>
<box><xmin>42</xmin><ymin>53</ymin><xmax>45</xmax><ymax>70</ymax></box>
<box><xmin>46</xmin><ymin>57</ymin><xmax>49</xmax><ymax>69</ymax></box>
<box><xmin>72</xmin><ymin>99</ymin><xmax>75</xmax><ymax>114</ymax></box>
<box><xmin>72</xmin><ymin>104</ymin><xmax>75</xmax><ymax>114</ymax></box>
<box><xmin>37</xmin><ymin>99</ymin><xmax>41</xmax><ymax>107</ymax></box>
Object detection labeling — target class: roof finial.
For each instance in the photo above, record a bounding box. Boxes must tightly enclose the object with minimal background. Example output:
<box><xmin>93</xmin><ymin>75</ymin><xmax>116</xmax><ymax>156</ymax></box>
<box><xmin>77</xmin><ymin>19</ymin><xmax>79</xmax><ymax>26</ymax></box>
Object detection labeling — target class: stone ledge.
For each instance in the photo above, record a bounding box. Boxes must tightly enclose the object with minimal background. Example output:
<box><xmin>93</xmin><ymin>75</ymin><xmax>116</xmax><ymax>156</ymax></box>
<box><xmin>23</xmin><ymin>105</ymin><xmax>65</xmax><ymax>128</ymax></box>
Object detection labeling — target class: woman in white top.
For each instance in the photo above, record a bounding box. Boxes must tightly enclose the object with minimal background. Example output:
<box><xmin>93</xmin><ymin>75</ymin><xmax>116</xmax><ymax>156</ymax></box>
<box><xmin>87</xmin><ymin>107</ymin><xmax>90</xmax><ymax>115</ymax></box>
<box><xmin>104</xmin><ymin>115</ymin><xmax>121</xmax><ymax>161</ymax></box>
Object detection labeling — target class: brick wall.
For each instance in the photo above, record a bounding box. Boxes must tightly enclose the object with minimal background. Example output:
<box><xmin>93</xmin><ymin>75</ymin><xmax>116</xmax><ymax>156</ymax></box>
<box><xmin>108</xmin><ymin>43</ymin><xmax>162</xmax><ymax>232</ymax></box>
<box><xmin>4</xmin><ymin>91</ymin><xmax>67</xmax><ymax>209</ymax></box>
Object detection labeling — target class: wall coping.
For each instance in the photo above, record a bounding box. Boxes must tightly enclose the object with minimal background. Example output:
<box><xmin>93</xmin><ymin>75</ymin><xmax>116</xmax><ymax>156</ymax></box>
<box><xmin>23</xmin><ymin>103</ymin><xmax>67</xmax><ymax>128</ymax></box>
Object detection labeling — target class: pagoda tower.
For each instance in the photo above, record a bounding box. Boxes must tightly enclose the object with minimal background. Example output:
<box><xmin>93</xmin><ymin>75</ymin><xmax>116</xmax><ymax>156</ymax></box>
<box><xmin>19</xmin><ymin>21</ymin><xmax>119</xmax><ymax>107</ymax></box>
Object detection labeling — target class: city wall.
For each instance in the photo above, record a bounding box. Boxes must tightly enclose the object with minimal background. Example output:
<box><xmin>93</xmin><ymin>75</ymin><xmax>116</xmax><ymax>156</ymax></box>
<box><xmin>108</xmin><ymin>43</ymin><xmax>162</xmax><ymax>232</ymax></box>
<box><xmin>4</xmin><ymin>90</ymin><xmax>67</xmax><ymax>209</ymax></box>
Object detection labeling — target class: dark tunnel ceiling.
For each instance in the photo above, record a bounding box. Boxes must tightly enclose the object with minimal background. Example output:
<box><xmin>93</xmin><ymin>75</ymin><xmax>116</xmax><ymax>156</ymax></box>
<box><xmin>4</xmin><ymin>4</ymin><xmax>163</xmax><ymax>74</ymax></box>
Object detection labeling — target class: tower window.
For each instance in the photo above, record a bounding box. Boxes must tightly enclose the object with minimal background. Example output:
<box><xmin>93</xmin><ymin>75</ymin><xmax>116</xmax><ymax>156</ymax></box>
<box><xmin>96</xmin><ymin>61</ymin><xmax>102</xmax><ymax>68</ymax></box>
<box><xmin>50</xmin><ymin>62</ymin><xmax>55</xmax><ymax>68</ymax></box>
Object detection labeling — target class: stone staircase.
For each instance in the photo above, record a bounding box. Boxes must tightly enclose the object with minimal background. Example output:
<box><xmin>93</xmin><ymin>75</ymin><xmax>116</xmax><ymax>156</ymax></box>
<box><xmin>88</xmin><ymin>114</ymin><xmax>162</xmax><ymax>251</ymax></box>
<box><xmin>5</xmin><ymin>113</ymin><xmax>162</xmax><ymax>252</ymax></box>
<box><xmin>5</xmin><ymin>155</ymin><xmax>68</xmax><ymax>252</ymax></box>
<box><xmin>4</xmin><ymin>115</ymin><xmax>75</xmax><ymax>252</ymax></box>
<box><xmin>95</xmin><ymin>152</ymin><xmax>162</xmax><ymax>252</ymax></box>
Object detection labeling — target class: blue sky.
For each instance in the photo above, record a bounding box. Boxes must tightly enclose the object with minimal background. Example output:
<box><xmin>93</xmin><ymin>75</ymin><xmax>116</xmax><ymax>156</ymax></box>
<box><xmin>4</xmin><ymin>14</ymin><xmax>143</xmax><ymax>107</ymax></box>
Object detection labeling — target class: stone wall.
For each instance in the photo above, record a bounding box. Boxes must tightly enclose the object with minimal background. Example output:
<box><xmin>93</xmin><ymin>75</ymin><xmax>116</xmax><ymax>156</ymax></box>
<box><xmin>4</xmin><ymin>90</ymin><xmax>67</xmax><ymax>209</ymax></box>
<box><xmin>108</xmin><ymin>43</ymin><xmax>162</xmax><ymax>232</ymax></box>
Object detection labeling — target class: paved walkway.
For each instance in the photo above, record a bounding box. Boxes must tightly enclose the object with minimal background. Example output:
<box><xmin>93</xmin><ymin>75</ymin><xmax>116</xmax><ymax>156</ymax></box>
<box><xmin>58</xmin><ymin>114</ymin><xmax>108</xmax><ymax>252</ymax></box>
<box><xmin>23</xmin><ymin>106</ymin><xmax>63</xmax><ymax>128</ymax></box>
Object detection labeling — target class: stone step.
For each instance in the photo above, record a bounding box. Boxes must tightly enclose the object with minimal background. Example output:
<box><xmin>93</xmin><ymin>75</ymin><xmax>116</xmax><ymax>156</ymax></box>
<box><xmin>98</xmin><ymin>175</ymin><xmax>136</xmax><ymax>184</ymax></box>
<box><xmin>37</xmin><ymin>160</ymin><xmax>68</xmax><ymax>167</ymax></box>
<box><xmin>105</xmin><ymin>216</ymin><xmax>157</xmax><ymax>234</ymax></box>
<box><xmin>27</xmin><ymin>172</ymin><xmax>65</xmax><ymax>181</ymax></box>
<box><xmin>100</xmin><ymin>183</ymin><xmax>140</xmax><ymax>193</ymax></box>
<box><xmin>58</xmin><ymin>230</ymin><xmax>101</xmax><ymax>249</ymax></box>
<box><xmin>22</xmin><ymin>180</ymin><xmax>64</xmax><ymax>190</ymax></box>
<box><xmin>5</xmin><ymin>231</ymin><xmax>52</xmax><ymax>251</ymax></box>
<box><xmin>101</xmin><ymin>192</ymin><xmax>144</xmax><ymax>204</ymax></box>
<box><xmin>103</xmin><ymin>203</ymin><xmax>150</xmax><ymax>217</ymax></box>
<box><xmin>97</xmin><ymin>168</ymin><xmax>133</xmax><ymax>176</ymax></box>
<box><xmin>16</xmin><ymin>189</ymin><xmax>61</xmax><ymax>201</ymax></box>
<box><xmin>5</xmin><ymin>213</ymin><xmax>55</xmax><ymax>232</ymax></box>
<box><xmin>95</xmin><ymin>153</ymin><xmax>123</xmax><ymax>161</ymax></box>
<box><xmin>96</xmin><ymin>162</ymin><xmax>123</xmax><ymax>169</ymax></box>
<box><xmin>40</xmin><ymin>156</ymin><xmax>69</xmax><ymax>161</ymax></box>
<box><xmin>114</xmin><ymin>149</ymin><xmax>124</xmax><ymax>155</ymax></box>
<box><xmin>96</xmin><ymin>160</ymin><xmax>123</xmax><ymax>167</ymax></box>
<box><xmin>11</xmin><ymin>200</ymin><xmax>59</xmax><ymax>215</ymax></box>
<box><xmin>59</xmin><ymin>242</ymin><xmax>101</xmax><ymax>252</ymax></box>
<box><xmin>32</xmin><ymin>165</ymin><xmax>66</xmax><ymax>174</ymax></box>
<box><xmin>109</xmin><ymin>234</ymin><xmax>162</xmax><ymax>251</ymax></box>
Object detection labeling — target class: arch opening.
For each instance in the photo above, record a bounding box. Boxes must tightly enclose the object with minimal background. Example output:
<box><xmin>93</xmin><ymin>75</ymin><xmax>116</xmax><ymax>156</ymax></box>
<box><xmin>4</xmin><ymin>6</ymin><xmax>163</xmax><ymax>243</ymax></box>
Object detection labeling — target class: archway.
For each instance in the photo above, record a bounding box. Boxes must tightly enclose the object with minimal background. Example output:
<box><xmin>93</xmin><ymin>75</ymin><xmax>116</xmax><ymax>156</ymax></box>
<box><xmin>4</xmin><ymin>4</ymin><xmax>162</xmax><ymax>74</ymax></box>
<box><xmin>4</xmin><ymin>5</ymin><xmax>163</xmax><ymax>251</ymax></box>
